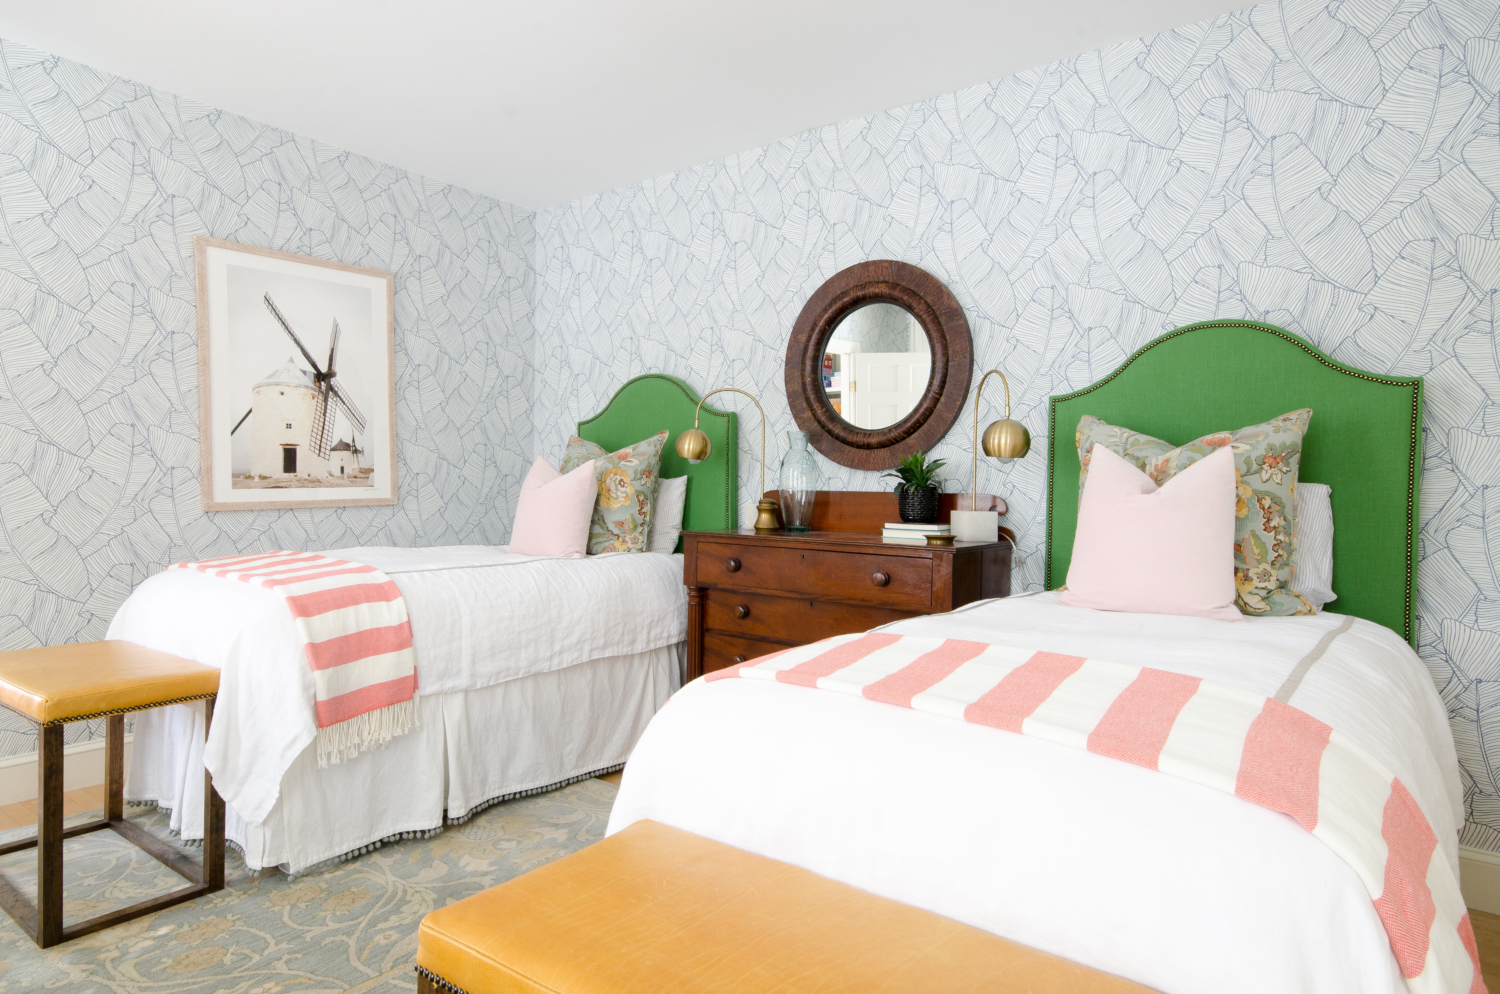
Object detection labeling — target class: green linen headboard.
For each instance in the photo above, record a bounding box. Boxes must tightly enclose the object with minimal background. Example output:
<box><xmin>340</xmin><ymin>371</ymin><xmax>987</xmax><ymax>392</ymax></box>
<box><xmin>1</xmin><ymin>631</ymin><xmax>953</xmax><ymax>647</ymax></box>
<box><xmin>576</xmin><ymin>374</ymin><xmax>738</xmax><ymax>546</ymax></box>
<box><xmin>1047</xmin><ymin>321</ymin><xmax>1422</xmax><ymax>646</ymax></box>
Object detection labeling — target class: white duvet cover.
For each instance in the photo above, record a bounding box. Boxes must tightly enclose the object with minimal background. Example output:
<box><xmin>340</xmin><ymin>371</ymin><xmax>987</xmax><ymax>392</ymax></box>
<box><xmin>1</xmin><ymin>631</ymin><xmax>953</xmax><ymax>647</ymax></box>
<box><xmin>109</xmin><ymin>546</ymin><xmax>687</xmax><ymax>825</ymax></box>
<box><xmin>609</xmin><ymin>592</ymin><xmax>1463</xmax><ymax>994</ymax></box>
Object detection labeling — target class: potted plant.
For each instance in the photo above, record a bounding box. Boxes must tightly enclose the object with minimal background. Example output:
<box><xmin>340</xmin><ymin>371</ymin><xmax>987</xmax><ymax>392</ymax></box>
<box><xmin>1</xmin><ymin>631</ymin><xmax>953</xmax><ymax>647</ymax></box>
<box><xmin>883</xmin><ymin>451</ymin><xmax>947</xmax><ymax>523</ymax></box>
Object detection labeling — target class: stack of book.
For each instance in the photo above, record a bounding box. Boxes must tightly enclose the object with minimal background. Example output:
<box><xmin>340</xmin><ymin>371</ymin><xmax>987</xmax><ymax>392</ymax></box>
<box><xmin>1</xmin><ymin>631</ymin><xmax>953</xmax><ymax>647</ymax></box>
<box><xmin>881</xmin><ymin>522</ymin><xmax>952</xmax><ymax>545</ymax></box>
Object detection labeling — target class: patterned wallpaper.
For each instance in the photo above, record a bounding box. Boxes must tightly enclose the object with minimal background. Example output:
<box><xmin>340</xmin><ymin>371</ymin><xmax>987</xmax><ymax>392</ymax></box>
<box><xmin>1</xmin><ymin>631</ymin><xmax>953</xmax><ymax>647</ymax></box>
<box><xmin>8</xmin><ymin>0</ymin><xmax>1500</xmax><ymax>852</ymax></box>
<box><xmin>0</xmin><ymin>39</ymin><xmax>536</xmax><ymax>754</ymax></box>
<box><xmin>833</xmin><ymin>302</ymin><xmax>920</xmax><ymax>354</ymax></box>
<box><xmin>532</xmin><ymin>0</ymin><xmax>1500</xmax><ymax>849</ymax></box>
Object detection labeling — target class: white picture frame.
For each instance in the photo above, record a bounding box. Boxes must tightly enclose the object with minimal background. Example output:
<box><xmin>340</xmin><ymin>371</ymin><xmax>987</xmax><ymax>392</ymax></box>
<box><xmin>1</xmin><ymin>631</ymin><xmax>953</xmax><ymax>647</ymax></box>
<box><xmin>195</xmin><ymin>236</ymin><xmax>397</xmax><ymax>511</ymax></box>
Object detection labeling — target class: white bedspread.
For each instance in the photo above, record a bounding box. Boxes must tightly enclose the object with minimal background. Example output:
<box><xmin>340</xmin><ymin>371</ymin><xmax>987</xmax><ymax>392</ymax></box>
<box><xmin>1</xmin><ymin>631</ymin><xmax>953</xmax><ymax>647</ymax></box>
<box><xmin>109</xmin><ymin>546</ymin><xmax>686</xmax><ymax>824</ymax></box>
<box><xmin>609</xmin><ymin>592</ymin><xmax>1462</xmax><ymax>994</ymax></box>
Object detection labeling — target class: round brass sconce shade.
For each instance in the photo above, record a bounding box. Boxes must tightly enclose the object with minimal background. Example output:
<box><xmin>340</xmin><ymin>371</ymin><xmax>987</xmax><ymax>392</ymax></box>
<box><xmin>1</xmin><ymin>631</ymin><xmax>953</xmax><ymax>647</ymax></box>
<box><xmin>675</xmin><ymin>427</ymin><xmax>711</xmax><ymax>464</ymax></box>
<box><xmin>675</xmin><ymin>387</ymin><xmax>783</xmax><ymax>533</ymax></box>
<box><xmin>982</xmin><ymin>418</ymin><xmax>1031</xmax><ymax>460</ymax></box>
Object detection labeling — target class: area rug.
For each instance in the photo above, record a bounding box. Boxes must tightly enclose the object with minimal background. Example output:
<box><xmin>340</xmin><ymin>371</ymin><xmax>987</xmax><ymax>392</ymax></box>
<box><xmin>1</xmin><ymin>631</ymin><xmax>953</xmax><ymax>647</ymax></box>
<box><xmin>0</xmin><ymin>778</ymin><xmax>618</xmax><ymax>992</ymax></box>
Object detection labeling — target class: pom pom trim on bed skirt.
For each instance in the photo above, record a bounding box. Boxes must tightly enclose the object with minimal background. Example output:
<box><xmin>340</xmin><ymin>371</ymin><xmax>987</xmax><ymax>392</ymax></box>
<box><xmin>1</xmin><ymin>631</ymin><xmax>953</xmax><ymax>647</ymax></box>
<box><xmin>134</xmin><ymin>762</ymin><xmax>625</xmax><ymax>876</ymax></box>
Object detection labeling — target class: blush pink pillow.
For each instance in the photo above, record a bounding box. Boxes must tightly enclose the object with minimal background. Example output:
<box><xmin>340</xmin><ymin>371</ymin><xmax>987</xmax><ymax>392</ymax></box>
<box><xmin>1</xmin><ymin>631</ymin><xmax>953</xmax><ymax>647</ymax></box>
<box><xmin>509</xmin><ymin>457</ymin><xmax>596</xmax><ymax>558</ymax></box>
<box><xmin>1060</xmin><ymin>444</ymin><xmax>1241</xmax><ymax>622</ymax></box>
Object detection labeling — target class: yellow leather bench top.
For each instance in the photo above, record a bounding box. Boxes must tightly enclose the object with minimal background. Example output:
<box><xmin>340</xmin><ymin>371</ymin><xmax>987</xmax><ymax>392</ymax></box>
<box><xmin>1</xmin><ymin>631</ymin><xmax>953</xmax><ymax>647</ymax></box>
<box><xmin>0</xmin><ymin>641</ymin><xmax>219</xmax><ymax>724</ymax></box>
<box><xmin>417</xmin><ymin>819</ymin><xmax>1154</xmax><ymax>994</ymax></box>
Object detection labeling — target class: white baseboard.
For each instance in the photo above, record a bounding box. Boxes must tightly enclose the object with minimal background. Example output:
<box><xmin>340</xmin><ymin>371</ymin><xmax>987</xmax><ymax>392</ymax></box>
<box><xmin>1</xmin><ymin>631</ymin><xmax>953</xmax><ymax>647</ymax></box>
<box><xmin>0</xmin><ymin>736</ymin><xmax>134</xmax><ymax>806</ymax></box>
<box><xmin>1461</xmin><ymin>846</ymin><xmax>1500</xmax><ymax>915</ymax></box>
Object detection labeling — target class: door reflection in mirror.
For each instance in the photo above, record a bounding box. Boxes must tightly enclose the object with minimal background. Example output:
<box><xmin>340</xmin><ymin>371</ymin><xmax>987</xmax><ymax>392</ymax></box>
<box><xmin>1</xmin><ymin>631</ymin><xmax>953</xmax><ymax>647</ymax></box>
<box><xmin>820</xmin><ymin>302</ymin><xmax>932</xmax><ymax>430</ymax></box>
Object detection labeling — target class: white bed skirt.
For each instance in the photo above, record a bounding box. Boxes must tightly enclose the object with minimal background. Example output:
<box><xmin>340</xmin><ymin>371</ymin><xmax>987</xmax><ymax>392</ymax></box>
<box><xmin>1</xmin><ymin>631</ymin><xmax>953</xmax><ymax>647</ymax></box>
<box><xmin>129</xmin><ymin>645</ymin><xmax>680</xmax><ymax>873</ymax></box>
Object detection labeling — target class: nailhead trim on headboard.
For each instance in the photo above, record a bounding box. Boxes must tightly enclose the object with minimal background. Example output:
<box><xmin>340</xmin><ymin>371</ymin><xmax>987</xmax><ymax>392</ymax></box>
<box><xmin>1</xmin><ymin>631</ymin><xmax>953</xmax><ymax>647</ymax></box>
<box><xmin>1046</xmin><ymin>320</ymin><xmax>1420</xmax><ymax>644</ymax></box>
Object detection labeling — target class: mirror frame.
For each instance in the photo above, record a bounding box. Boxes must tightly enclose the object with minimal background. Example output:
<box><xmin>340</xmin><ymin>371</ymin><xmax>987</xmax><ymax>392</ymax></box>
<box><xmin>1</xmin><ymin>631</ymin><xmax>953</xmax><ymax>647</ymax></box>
<box><xmin>785</xmin><ymin>260</ymin><xmax>972</xmax><ymax>471</ymax></box>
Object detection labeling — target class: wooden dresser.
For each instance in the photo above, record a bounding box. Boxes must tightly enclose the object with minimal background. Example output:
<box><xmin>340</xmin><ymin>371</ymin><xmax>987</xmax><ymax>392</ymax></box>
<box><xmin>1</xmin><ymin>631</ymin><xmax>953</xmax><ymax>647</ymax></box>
<box><xmin>682</xmin><ymin>491</ymin><xmax>1013</xmax><ymax>680</ymax></box>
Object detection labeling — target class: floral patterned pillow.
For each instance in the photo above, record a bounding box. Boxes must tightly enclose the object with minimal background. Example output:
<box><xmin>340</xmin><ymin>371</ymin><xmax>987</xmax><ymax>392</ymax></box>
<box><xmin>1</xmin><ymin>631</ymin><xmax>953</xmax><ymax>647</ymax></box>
<box><xmin>1075</xmin><ymin>411</ymin><xmax>1314</xmax><ymax>617</ymax></box>
<box><xmin>560</xmin><ymin>430</ymin><xmax>668</xmax><ymax>555</ymax></box>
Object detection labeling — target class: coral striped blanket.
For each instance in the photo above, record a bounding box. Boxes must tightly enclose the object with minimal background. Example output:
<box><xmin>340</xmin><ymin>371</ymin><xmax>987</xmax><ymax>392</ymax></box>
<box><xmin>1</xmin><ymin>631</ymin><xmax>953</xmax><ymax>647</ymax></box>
<box><xmin>169</xmin><ymin>551</ymin><xmax>418</xmax><ymax>767</ymax></box>
<box><xmin>708</xmin><ymin>632</ymin><xmax>1485</xmax><ymax>994</ymax></box>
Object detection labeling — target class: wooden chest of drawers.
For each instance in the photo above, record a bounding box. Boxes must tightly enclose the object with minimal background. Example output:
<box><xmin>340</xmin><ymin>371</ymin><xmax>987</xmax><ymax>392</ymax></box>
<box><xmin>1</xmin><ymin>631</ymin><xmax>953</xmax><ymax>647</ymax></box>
<box><xmin>683</xmin><ymin>529</ymin><xmax>1011</xmax><ymax>680</ymax></box>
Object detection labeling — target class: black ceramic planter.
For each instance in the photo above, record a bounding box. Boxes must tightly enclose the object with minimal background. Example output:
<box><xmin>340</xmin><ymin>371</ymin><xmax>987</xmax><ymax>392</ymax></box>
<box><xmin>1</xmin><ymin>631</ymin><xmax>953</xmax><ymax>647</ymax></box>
<box><xmin>896</xmin><ymin>485</ymin><xmax>940</xmax><ymax>523</ymax></box>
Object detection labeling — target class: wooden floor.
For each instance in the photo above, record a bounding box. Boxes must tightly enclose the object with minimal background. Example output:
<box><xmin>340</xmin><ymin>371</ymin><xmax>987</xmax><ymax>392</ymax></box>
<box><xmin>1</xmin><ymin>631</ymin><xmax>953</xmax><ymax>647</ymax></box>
<box><xmin>1472</xmin><ymin>909</ymin><xmax>1500</xmax><ymax>988</ymax></box>
<box><xmin>0</xmin><ymin>785</ymin><xmax>106</xmax><ymax>830</ymax></box>
<box><xmin>596</xmin><ymin>770</ymin><xmax>623</xmax><ymax>786</ymax></box>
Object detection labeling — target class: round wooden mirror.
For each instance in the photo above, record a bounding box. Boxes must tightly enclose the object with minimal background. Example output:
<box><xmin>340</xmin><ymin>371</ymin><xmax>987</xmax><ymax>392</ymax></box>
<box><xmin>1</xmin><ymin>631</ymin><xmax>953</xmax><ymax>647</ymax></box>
<box><xmin>785</xmin><ymin>260</ymin><xmax>972</xmax><ymax>470</ymax></box>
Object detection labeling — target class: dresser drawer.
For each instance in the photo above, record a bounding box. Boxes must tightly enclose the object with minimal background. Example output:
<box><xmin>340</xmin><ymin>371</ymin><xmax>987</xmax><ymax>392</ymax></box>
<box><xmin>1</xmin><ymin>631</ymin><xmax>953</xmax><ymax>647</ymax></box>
<box><xmin>702</xmin><ymin>634</ymin><xmax>783</xmax><ymax>674</ymax></box>
<box><xmin>695</xmin><ymin>541</ymin><xmax>932</xmax><ymax>609</ymax></box>
<box><xmin>704</xmin><ymin>588</ymin><xmax>914</xmax><ymax>644</ymax></box>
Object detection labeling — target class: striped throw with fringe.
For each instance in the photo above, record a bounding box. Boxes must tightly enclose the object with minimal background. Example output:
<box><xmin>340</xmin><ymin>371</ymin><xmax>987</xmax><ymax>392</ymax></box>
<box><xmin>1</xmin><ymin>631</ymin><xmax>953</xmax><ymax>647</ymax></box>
<box><xmin>708</xmin><ymin>632</ymin><xmax>1484</xmax><ymax>994</ymax></box>
<box><xmin>170</xmin><ymin>551</ymin><xmax>417</xmax><ymax>766</ymax></box>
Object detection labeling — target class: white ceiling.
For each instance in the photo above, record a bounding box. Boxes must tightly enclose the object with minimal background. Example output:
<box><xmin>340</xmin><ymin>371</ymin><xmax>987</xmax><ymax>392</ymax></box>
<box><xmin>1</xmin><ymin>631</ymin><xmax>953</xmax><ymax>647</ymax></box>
<box><xmin>1</xmin><ymin>0</ymin><xmax>1247</xmax><ymax>210</ymax></box>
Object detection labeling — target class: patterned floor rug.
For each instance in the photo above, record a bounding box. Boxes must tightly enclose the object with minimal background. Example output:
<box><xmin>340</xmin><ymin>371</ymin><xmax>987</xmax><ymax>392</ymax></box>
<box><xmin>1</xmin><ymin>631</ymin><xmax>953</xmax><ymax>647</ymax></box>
<box><xmin>0</xmin><ymin>778</ymin><xmax>618</xmax><ymax>993</ymax></box>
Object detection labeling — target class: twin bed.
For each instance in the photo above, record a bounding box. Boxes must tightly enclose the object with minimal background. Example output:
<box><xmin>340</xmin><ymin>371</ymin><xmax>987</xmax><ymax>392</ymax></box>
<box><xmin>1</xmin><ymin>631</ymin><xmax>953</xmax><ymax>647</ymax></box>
<box><xmin>613</xmin><ymin>597</ymin><xmax>1455</xmax><ymax>993</ymax></box>
<box><xmin>609</xmin><ymin>323</ymin><xmax>1468</xmax><ymax>993</ymax></box>
<box><xmin>108</xmin><ymin>374</ymin><xmax>740</xmax><ymax>873</ymax></box>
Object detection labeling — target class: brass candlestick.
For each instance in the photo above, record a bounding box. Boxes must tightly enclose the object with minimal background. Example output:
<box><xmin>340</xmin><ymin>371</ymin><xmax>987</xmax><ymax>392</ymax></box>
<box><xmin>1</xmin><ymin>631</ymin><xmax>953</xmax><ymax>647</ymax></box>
<box><xmin>675</xmin><ymin>387</ymin><xmax>782</xmax><ymax>533</ymax></box>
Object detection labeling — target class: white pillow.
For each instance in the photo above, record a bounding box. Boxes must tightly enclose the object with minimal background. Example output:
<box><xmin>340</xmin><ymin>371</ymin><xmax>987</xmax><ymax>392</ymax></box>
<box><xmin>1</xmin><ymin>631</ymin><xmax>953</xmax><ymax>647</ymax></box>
<box><xmin>649</xmin><ymin>476</ymin><xmax>688</xmax><ymax>554</ymax></box>
<box><xmin>1292</xmin><ymin>483</ymin><xmax>1335</xmax><ymax>610</ymax></box>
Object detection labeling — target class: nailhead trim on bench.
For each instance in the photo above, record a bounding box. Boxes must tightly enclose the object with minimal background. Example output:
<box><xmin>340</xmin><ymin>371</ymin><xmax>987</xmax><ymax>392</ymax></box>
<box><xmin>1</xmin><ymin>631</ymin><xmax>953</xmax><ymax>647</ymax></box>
<box><xmin>35</xmin><ymin>692</ymin><xmax>218</xmax><ymax>727</ymax></box>
<box><xmin>415</xmin><ymin>965</ymin><xmax>469</xmax><ymax>994</ymax></box>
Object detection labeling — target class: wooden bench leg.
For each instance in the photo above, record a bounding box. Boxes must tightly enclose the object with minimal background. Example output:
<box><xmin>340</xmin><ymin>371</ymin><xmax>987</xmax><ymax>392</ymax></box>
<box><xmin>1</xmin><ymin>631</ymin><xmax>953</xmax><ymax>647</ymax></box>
<box><xmin>0</xmin><ymin>698</ymin><xmax>224</xmax><ymax>948</ymax></box>
<box><xmin>36</xmin><ymin>724</ymin><xmax>63</xmax><ymax>948</ymax></box>
<box><xmin>105</xmin><ymin>715</ymin><xmax>123</xmax><ymax>822</ymax></box>
<box><xmin>202</xmin><ymin>697</ymin><xmax>225</xmax><ymax>892</ymax></box>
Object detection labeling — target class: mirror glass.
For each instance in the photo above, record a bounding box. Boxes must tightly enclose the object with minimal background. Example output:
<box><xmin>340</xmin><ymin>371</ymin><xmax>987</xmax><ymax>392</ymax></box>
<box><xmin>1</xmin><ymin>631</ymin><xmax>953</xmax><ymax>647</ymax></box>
<box><xmin>819</xmin><ymin>302</ymin><xmax>933</xmax><ymax>430</ymax></box>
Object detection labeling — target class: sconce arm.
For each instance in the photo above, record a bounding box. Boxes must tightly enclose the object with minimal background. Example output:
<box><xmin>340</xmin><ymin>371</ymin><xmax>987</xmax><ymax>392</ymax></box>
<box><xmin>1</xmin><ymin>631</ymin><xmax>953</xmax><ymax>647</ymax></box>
<box><xmin>971</xmin><ymin>369</ymin><xmax>1012</xmax><ymax>512</ymax></box>
<box><xmin>696</xmin><ymin>387</ymin><xmax>768</xmax><ymax>497</ymax></box>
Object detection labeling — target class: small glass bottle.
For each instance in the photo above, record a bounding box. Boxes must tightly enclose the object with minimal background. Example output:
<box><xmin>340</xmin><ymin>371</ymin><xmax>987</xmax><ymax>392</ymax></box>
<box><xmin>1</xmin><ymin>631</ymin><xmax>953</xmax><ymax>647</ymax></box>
<box><xmin>778</xmin><ymin>431</ymin><xmax>819</xmax><ymax>532</ymax></box>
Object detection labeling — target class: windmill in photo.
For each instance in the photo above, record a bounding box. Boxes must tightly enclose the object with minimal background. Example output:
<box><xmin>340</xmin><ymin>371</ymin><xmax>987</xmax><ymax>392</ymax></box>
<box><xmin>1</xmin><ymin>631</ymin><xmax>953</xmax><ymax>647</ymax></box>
<box><xmin>230</xmin><ymin>293</ymin><xmax>370</xmax><ymax>486</ymax></box>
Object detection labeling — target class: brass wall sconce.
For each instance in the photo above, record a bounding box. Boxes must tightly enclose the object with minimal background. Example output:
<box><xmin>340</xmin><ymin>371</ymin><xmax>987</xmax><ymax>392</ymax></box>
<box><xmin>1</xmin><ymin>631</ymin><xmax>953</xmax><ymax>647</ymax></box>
<box><xmin>950</xmin><ymin>368</ymin><xmax>1030</xmax><ymax>542</ymax></box>
<box><xmin>676</xmin><ymin>387</ymin><xmax>782</xmax><ymax>533</ymax></box>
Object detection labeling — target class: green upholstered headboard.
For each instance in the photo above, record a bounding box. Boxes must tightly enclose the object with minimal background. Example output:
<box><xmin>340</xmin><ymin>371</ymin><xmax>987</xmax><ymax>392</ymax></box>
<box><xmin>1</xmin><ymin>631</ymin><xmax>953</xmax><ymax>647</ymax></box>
<box><xmin>576</xmin><ymin>374</ymin><xmax>738</xmax><ymax>547</ymax></box>
<box><xmin>1047</xmin><ymin>321</ymin><xmax>1422</xmax><ymax>646</ymax></box>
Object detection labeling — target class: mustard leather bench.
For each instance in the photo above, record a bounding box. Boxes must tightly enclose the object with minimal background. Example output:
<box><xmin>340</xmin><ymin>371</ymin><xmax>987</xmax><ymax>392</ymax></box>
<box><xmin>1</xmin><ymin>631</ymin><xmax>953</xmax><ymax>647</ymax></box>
<box><xmin>416</xmin><ymin>819</ymin><xmax>1153</xmax><ymax>994</ymax></box>
<box><xmin>0</xmin><ymin>640</ymin><xmax>225</xmax><ymax>948</ymax></box>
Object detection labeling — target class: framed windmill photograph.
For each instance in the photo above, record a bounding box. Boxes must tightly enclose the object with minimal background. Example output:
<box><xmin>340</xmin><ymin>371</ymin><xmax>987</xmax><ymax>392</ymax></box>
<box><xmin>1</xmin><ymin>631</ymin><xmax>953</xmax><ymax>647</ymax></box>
<box><xmin>195</xmin><ymin>237</ymin><xmax>397</xmax><ymax>511</ymax></box>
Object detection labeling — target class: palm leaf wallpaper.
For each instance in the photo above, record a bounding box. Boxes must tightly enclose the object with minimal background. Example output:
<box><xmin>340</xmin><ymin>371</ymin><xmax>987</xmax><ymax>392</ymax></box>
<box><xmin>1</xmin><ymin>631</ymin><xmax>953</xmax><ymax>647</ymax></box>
<box><xmin>2</xmin><ymin>0</ymin><xmax>1500</xmax><ymax>849</ymax></box>
<box><xmin>528</xmin><ymin>0</ymin><xmax>1500</xmax><ymax>851</ymax></box>
<box><xmin>0</xmin><ymin>42</ymin><xmax>536</xmax><ymax>753</ymax></box>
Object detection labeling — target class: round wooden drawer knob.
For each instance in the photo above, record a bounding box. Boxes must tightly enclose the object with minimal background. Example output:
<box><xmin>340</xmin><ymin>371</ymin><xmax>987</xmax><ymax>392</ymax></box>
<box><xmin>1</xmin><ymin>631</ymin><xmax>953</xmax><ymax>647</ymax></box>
<box><xmin>726</xmin><ymin>557</ymin><xmax>741</xmax><ymax>572</ymax></box>
<box><xmin>871</xmin><ymin>570</ymin><xmax>891</xmax><ymax>587</ymax></box>
<box><xmin>732</xmin><ymin>655</ymin><xmax>747</xmax><ymax>664</ymax></box>
<box><xmin>734</xmin><ymin>604</ymin><xmax>750</xmax><ymax>619</ymax></box>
